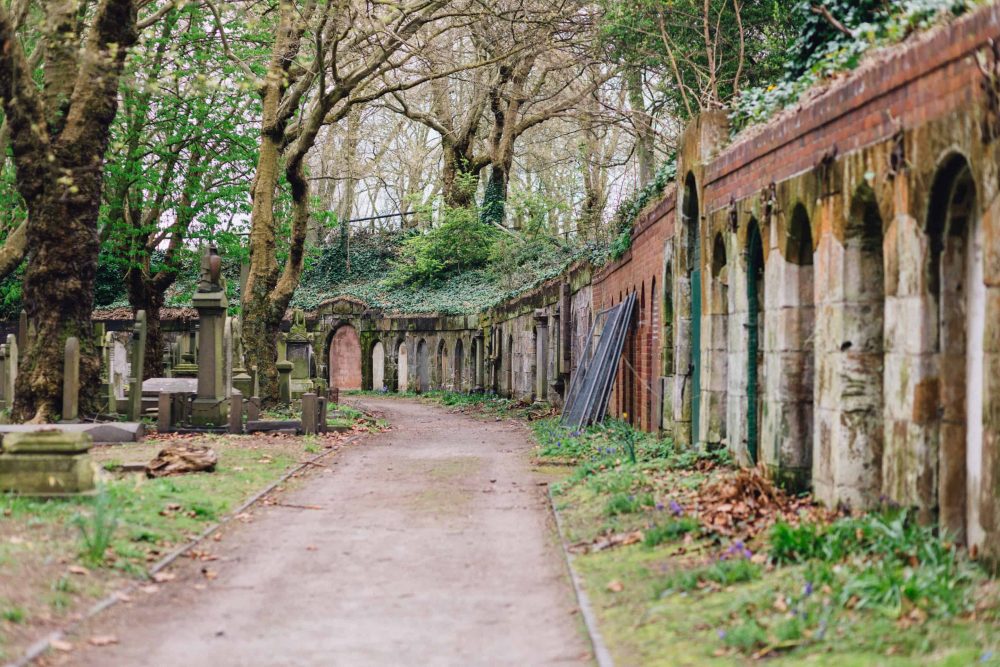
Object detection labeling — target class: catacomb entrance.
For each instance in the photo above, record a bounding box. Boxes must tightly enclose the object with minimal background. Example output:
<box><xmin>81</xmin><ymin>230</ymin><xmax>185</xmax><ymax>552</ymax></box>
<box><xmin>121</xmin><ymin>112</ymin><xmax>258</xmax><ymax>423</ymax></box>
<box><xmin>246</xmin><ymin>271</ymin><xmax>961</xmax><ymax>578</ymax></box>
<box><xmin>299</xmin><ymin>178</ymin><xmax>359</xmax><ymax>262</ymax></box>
<box><xmin>329</xmin><ymin>324</ymin><xmax>362</xmax><ymax>391</ymax></box>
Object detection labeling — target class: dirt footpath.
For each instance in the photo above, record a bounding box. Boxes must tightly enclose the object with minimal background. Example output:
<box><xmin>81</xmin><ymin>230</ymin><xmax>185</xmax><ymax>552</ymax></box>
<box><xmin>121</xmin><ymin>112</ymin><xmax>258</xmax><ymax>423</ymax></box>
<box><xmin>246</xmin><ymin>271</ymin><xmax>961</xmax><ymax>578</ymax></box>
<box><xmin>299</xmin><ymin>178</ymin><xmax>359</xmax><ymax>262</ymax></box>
<box><xmin>63</xmin><ymin>398</ymin><xmax>591</xmax><ymax>667</ymax></box>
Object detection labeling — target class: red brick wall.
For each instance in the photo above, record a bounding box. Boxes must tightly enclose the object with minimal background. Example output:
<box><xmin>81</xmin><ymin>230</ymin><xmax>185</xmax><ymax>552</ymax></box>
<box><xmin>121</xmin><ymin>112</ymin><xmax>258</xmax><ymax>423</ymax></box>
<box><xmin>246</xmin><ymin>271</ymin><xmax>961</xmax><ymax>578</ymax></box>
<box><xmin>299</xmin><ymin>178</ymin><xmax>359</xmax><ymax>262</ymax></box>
<box><xmin>591</xmin><ymin>190</ymin><xmax>676</xmax><ymax>431</ymax></box>
<box><xmin>703</xmin><ymin>6</ymin><xmax>997</xmax><ymax>214</ymax></box>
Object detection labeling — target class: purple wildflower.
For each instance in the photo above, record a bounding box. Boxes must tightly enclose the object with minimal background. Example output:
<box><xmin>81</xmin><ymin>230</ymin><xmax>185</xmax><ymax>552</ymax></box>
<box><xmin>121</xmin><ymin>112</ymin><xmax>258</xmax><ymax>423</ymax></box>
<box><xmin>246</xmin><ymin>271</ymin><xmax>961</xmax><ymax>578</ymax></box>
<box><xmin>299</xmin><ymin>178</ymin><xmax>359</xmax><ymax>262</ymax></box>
<box><xmin>717</xmin><ymin>629</ymin><xmax>727</xmax><ymax>640</ymax></box>
<box><xmin>668</xmin><ymin>499</ymin><xmax>684</xmax><ymax>516</ymax></box>
<box><xmin>803</xmin><ymin>581</ymin><xmax>814</xmax><ymax>597</ymax></box>
<box><xmin>655</xmin><ymin>502</ymin><xmax>665</xmax><ymax>511</ymax></box>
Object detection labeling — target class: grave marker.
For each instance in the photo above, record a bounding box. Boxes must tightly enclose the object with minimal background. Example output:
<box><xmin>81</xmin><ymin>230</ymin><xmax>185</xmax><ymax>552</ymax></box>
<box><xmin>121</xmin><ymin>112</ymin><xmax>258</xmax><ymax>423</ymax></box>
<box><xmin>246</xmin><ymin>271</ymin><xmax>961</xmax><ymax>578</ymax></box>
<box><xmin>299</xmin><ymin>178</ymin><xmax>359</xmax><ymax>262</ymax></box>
<box><xmin>60</xmin><ymin>337</ymin><xmax>80</xmax><ymax>423</ymax></box>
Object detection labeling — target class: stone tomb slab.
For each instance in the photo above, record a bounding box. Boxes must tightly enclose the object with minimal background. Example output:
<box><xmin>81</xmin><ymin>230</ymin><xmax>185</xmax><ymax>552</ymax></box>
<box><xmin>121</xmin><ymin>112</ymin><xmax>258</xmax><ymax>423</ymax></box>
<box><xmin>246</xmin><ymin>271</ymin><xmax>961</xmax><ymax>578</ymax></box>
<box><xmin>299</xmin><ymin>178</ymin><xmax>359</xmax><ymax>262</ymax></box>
<box><xmin>0</xmin><ymin>430</ymin><xmax>96</xmax><ymax>496</ymax></box>
<box><xmin>0</xmin><ymin>422</ymin><xmax>143</xmax><ymax>445</ymax></box>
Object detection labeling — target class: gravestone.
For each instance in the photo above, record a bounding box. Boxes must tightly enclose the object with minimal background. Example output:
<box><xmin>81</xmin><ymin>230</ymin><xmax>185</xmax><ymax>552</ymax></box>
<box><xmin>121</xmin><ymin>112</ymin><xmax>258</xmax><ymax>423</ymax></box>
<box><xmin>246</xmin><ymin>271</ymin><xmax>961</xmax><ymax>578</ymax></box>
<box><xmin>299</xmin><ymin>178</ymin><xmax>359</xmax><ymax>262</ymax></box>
<box><xmin>231</xmin><ymin>317</ymin><xmax>252</xmax><ymax>397</ymax></box>
<box><xmin>158</xmin><ymin>392</ymin><xmax>172</xmax><ymax>432</ymax></box>
<box><xmin>228</xmin><ymin>390</ymin><xmax>243</xmax><ymax>434</ymax></box>
<box><xmin>5</xmin><ymin>334</ymin><xmax>17</xmax><ymax>409</ymax></box>
<box><xmin>302</xmin><ymin>393</ymin><xmax>317</xmax><ymax>435</ymax></box>
<box><xmin>191</xmin><ymin>245</ymin><xmax>229</xmax><ymax>427</ymax></box>
<box><xmin>277</xmin><ymin>360</ymin><xmax>293</xmax><ymax>405</ymax></box>
<box><xmin>247</xmin><ymin>396</ymin><xmax>260</xmax><ymax>422</ymax></box>
<box><xmin>173</xmin><ymin>329</ymin><xmax>199</xmax><ymax>377</ymax></box>
<box><xmin>128</xmin><ymin>311</ymin><xmax>147</xmax><ymax>421</ymax></box>
<box><xmin>0</xmin><ymin>430</ymin><xmax>95</xmax><ymax>496</ymax></box>
<box><xmin>286</xmin><ymin>310</ymin><xmax>314</xmax><ymax>398</ymax></box>
<box><xmin>105</xmin><ymin>332</ymin><xmax>118</xmax><ymax>413</ymax></box>
<box><xmin>60</xmin><ymin>337</ymin><xmax>80</xmax><ymax>423</ymax></box>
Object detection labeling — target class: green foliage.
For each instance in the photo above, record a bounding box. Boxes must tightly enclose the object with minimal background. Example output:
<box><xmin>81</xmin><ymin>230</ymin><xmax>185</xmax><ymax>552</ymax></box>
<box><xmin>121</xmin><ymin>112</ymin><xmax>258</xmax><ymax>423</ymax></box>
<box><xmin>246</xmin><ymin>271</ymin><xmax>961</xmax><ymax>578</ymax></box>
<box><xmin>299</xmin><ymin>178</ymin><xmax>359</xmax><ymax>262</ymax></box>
<box><xmin>644</xmin><ymin>516</ymin><xmax>700</xmax><ymax>547</ymax></box>
<box><xmin>389</xmin><ymin>207</ymin><xmax>500</xmax><ymax>286</ymax></box>
<box><xmin>71</xmin><ymin>488</ymin><xmax>119</xmax><ymax>566</ymax></box>
<box><xmin>767</xmin><ymin>509</ymin><xmax>975</xmax><ymax>619</ymax></box>
<box><xmin>599</xmin><ymin>0</ymin><xmax>793</xmax><ymax>119</ymax></box>
<box><xmin>604</xmin><ymin>492</ymin><xmax>655</xmax><ymax>516</ymax></box>
<box><xmin>731</xmin><ymin>0</ymin><xmax>979</xmax><ymax>130</ymax></box>
<box><xmin>656</xmin><ymin>557</ymin><xmax>762</xmax><ymax>596</ymax></box>
<box><xmin>606</xmin><ymin>159</ymin><xmax>676</xmax><ymax>261</ymax></box>
<box><xmin>1</xmin><ymin>606</ymin><xmax>25</xmax><ymax>624</ymax></box>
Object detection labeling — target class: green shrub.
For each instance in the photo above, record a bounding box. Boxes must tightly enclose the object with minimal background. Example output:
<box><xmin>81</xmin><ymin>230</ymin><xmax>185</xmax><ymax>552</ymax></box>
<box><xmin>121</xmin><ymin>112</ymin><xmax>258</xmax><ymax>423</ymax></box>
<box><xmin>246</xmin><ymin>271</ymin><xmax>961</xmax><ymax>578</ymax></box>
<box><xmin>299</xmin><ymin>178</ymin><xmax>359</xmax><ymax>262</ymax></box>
<box><xmin>604</xmin><ymin>492</ymin><xmax>654</xmax><ymax>517</ymax></box>
<box><xmin>389</xmin><ymin>207</ymin><xmax>499</xmax><ymax>286</ymax></box>
<box><xmin>644</xmin><ymin>517</ymin><xmax>700</xmax><ymax>547</ymax></box>
<box><xmin>72</xmin><ymin>488</ymin><xmax>118</xmax><ymax>565</ymax></box>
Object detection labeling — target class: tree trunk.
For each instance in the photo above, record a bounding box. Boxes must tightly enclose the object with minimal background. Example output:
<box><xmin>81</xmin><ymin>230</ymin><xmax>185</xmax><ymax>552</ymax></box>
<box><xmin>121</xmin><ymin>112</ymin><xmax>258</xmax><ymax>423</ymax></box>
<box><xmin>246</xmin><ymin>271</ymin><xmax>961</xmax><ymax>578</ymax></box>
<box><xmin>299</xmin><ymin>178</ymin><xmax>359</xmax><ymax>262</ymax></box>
<box><xmin>15</xmin><ymin>187</ymin><xmax>102</xmax><ymax>421</ymax></box>
<box><xmin>626</xmin><ymin>69</ymin><xmax>655</xmax><ymax>185</ymax></box>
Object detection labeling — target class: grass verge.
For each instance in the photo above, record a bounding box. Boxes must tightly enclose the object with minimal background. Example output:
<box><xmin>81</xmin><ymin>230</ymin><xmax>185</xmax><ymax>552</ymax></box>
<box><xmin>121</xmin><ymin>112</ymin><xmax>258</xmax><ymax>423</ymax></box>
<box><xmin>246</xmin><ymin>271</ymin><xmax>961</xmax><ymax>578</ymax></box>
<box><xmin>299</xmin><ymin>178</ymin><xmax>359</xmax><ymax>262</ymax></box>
<box><xmin>532</xmin><ymin>417</ymin><xmax>1000</xmax><ymax>665</ymax></box>
<box><xmin>0</xmin><ymin>414</ymin><xmax>366</xmax><ymax>662</ymax></box>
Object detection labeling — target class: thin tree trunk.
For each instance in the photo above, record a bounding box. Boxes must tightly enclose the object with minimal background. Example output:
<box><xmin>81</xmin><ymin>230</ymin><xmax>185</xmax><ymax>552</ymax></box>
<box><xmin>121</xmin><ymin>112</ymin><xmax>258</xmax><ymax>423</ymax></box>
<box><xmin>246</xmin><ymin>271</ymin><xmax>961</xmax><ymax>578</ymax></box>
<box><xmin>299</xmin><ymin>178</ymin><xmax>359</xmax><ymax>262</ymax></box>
<box><xmin>626</xmin><ymin>69</ymin><xmax>655</xmax><ymax>185</ymax></box>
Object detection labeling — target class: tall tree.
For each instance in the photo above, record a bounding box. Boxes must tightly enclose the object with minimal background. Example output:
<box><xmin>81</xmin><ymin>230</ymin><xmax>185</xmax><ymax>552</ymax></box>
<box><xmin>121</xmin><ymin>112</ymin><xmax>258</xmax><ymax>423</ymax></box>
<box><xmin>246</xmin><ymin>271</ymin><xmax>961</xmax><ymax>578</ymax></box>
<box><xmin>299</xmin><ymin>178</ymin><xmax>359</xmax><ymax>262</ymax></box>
<box><xmin>239</xmin><ymin>0</ymin><xmax>471</xmax><ymax>403</ymax></box>
<box><xmin>0</xmin><ymin>0</ymin><xmax>139</xmax><ymax>421</ymax></box>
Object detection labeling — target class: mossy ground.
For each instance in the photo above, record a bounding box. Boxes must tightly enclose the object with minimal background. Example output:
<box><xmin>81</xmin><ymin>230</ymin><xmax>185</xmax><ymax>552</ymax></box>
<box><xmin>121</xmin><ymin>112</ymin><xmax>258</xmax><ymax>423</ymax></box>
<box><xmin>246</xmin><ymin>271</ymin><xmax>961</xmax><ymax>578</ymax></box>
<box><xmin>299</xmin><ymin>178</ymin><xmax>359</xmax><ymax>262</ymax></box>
<box><xmin>0</xmin><ymin>418</ymin><xmax>365</xmax><ymax>661</ymax></box>
<box><xmin>531</xmin><ymin>418</ymin><xmax>1000</xmax><ymax>666</ymax></box>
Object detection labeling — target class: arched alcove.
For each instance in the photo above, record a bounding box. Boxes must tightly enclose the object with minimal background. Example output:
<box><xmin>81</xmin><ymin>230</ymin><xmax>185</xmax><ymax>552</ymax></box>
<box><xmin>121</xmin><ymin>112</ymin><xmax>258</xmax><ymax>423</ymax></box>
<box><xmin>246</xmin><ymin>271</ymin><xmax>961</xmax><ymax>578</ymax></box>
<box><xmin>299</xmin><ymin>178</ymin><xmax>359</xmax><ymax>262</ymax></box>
<box><xmin>683</xmin><ymin>172</ymin><xmax>702</xmax><ymax>444</ymax></box>
<box><xmin>416</xmin><ymin>339</ymin><xmax>429</xmax><ymax>393</ymax></box>
<box><xmin>745</xmin><ymin>219</ymin><xmax>765</xmax><ymax>464</ymax></box>
<box><xmin>328</xmin><ymin>324</ymin><xmax>362</xmax><ymax>391</ymax></box>
<box><xmin>436</xmin><ymin>339</ymin><xmax>449</xmax><ymax>390</ymax></box>
<box><xmin>454</xmin><ymin>339</ymin><xmax>464</xmax><ymax>392</ymax></box>
<box><xmin>926</xmin><ymin>154</ymin><xmax>984</xmax><ymax>546</ymax></box>
<box><xmin>371</xmin><ymin>340</ymin><xmax>385</xmax><ymax>391</ymax></box>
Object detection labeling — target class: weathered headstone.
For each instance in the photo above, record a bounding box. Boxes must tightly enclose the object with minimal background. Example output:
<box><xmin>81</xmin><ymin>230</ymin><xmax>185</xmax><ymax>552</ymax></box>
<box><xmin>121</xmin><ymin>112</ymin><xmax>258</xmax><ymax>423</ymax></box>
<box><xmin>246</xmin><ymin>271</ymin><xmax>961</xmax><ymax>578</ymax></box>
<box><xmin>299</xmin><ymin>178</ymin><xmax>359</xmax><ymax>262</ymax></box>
<box><xmin>302</xmin><ymin>393</ymin><xmax>317</xmax><ymax>435</ymax></box>
<box><xmin>0</xmin><ymin>430</ymin><xmax>95</xmax><ymax>496</ymax></box>
<box><xmin>286</xmin><ymin>310</ymin><xmax>314</xmax><ymax>398</ymax></box>
<box><xmin>277</xmin><ymin>360</ymin><xmax>293</xmax><ymax>405</ymax></box>
<box><xmin>228</xmin><ymin>390</ymin><xmax>243</xmax><ymax>434</ymax></box>
<box><xmin>191</xmin><ymin>245</ymin><xmax>229</xmax><ymax>427</ymax></box>
<box><xmin>60</xmin><ymin>337</ymin><xmax>80</xmax><ymax>423</ymax></box>
<box><xmin>247</xmin><ymin>396</ymin><xmax>260</xmax><ymax>422</ymax></box>
<box><xmin>105</xmin><ymin>332</ymin><xmax>118</xmax><ymax>413</ymax></box>
<box><xmin>128</xmin><ymin>311</ymin><xmax>147</xmax><ymax>421</ymax></box>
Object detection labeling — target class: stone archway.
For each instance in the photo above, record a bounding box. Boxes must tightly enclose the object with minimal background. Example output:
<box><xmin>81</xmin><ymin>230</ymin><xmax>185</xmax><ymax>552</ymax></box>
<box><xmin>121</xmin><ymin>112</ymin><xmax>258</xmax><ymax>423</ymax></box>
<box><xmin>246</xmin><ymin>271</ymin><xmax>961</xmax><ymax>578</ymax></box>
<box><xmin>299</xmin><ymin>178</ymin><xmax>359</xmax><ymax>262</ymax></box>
<box><xmin>329</xmin><ymin>324</ymin><xmax>362</xmax><ymax>391</ymax></box>
<box><xmin>454</xmin><ymin>339</ymin><xmax>464</xmax><ymax>392</ymax></box>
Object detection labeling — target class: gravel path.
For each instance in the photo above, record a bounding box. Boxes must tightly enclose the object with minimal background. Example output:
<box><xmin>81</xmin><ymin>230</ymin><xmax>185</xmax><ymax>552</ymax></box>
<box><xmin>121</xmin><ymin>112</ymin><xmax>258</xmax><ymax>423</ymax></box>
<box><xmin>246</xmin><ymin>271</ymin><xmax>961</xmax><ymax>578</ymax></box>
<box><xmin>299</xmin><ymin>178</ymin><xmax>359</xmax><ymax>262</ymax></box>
<box><xmin>64</xmin><ymin>397</ymin><xmax>591</xmax><ymax>667</ymax></box>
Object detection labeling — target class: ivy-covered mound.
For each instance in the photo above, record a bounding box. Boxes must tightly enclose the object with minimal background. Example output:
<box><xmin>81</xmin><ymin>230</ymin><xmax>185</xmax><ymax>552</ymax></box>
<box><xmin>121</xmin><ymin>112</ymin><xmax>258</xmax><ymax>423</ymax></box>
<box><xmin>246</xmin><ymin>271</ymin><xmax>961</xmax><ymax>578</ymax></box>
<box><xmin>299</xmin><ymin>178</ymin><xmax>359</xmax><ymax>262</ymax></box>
<box><xmin>290</xmin><ymin>224</ymin><xmax>592</xmax><ymax>316</ymax></box>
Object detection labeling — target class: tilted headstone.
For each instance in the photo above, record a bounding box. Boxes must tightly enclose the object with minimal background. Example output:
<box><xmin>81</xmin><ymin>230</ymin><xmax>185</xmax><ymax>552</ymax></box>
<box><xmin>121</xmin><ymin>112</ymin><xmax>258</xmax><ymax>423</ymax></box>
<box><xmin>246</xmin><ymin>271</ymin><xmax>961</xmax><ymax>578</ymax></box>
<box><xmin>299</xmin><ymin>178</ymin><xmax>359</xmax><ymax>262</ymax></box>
<box><xmin>61</xmin><ymin>337</ymin><xmax>80</xmax><ymax>423</ymax></box>
<box><xmin>128</xmin><ymin>311</ymin><xmax>147</xmax><ymax>421</ymax></box>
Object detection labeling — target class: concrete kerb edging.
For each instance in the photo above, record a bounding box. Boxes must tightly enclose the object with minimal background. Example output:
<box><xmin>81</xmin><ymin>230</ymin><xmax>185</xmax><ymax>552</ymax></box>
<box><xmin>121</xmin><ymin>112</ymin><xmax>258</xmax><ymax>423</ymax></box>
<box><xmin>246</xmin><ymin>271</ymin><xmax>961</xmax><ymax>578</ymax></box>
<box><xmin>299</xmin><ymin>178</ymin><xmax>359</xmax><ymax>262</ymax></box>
<box><xmin>547</xmin><ymin>486</ymin><xmax>615</xmax><ymax>667</ymax></box>
<box><xmin>7</xmin><ymin>433</ymin><xmax>364</xmax><ymax>667</ymax></box>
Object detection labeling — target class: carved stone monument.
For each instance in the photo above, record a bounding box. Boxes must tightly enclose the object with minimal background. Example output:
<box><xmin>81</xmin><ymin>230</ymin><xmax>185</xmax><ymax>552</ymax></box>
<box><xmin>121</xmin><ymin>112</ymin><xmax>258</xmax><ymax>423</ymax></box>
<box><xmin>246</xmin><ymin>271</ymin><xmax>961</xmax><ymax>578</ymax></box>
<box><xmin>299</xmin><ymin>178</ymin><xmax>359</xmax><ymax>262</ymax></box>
<box><xmin>191</xmin><ymin>245</ymin><xmax>229</xmax><ymax>427</ymax></box>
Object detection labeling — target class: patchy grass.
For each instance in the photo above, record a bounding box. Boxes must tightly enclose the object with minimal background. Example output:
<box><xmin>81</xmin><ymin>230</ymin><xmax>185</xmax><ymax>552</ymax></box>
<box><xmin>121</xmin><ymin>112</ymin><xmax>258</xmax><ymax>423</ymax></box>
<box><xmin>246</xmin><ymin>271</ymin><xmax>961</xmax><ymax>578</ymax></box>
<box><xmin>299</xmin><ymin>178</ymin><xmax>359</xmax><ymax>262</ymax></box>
<box><xmin>0</xmin><ymin>424</ymin><xmax>363</xmax><ymax>661</ymax></box>
<box><xmin>532</xmin><ymin>418</ymin><xmax>1000</xmax><ymax>665</ymax></box>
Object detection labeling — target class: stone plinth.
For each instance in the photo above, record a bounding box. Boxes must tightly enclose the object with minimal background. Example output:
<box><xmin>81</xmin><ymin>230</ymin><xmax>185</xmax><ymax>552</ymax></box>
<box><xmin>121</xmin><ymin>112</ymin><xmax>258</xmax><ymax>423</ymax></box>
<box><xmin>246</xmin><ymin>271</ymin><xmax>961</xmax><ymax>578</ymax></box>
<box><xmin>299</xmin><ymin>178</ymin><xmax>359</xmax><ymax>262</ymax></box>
<box><xmin>191</xmin><ymin>288</ymin><xmax>229</xmax><ymax>427</ymax></box>
<box><xmin>0</xmin><ymin>430</ymin><xmax>95</xmax><ymax>496</ymax></box>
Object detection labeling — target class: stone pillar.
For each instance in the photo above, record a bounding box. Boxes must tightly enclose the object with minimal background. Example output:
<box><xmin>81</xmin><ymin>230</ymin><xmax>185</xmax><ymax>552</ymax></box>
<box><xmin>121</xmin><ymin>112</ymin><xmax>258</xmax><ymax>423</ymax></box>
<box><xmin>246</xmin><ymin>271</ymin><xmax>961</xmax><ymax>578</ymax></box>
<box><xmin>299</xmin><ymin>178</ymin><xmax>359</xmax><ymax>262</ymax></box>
<box><xmin>277</xmin><ymin>360</ymin><xmax>293</xmax><ymax>405</ymax></box>
<box><xmin>158</xmin><ymin>392</ymin><xmax>172</xmax><ymax>432</ymax></box>
<box><xmin>105</xmin><ymin>332</ymin><xmax>116</xmax><ymax>414</ymax></box>
<box><xmin>533</xmin><ymin>310</ymin><xmax>548</xmax><ymax>402</ymax></box>
<box><xmin>229</xmin><ymin>390</ymin><xmax>243</xmax><ymax>434</ymax></box>
<box><xmin>0</xmin><ymin>344</ymin><xmax>8</xmax><ymax>411</ymax></box>
<box><xmin>302</xmin><ymin>392</ymin><xmax>317</xmax><ymax>435</ymax></box>
<box><xmin>6</xmin><ymin>334</ymin><xmax>17</xmax><ymax>410</ymax></box>
<box><xmin>473</xmin><ymin>333</ymin><xmax>484</xmax><ymax>393</ymax></box>
<box><xmin>128</xmin><ymin>311</ymin><xmax>147</xmax><ymax>421</ymax></box>
<box><xmin>223</xmin><ymin>316</ymin><xmax>233</xmax><ymax>399</ymax></box>
<box><xmin>191</xmin><ymin>270</ymin><xmax>229</xmax><ymax>427</ymax></box>
<box><xmin>61</xmin><ymin>337</ymin><xmax>80</xmax><ymax>423</ymax></box>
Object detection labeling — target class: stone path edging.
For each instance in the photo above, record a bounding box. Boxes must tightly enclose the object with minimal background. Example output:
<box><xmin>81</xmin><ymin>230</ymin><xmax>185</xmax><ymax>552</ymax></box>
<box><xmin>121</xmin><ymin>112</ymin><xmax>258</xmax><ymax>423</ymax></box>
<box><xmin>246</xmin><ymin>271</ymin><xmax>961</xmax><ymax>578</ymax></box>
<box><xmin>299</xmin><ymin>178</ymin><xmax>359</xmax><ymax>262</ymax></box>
<box><xmin>547</xmin><ymin>486</ymin><xmax>615</xmax><ymax>667</ymax></box>
<box><xmin>7</xmin><ymin>433</ymin><xmax>362</xmax><ymax>667</ymax></box>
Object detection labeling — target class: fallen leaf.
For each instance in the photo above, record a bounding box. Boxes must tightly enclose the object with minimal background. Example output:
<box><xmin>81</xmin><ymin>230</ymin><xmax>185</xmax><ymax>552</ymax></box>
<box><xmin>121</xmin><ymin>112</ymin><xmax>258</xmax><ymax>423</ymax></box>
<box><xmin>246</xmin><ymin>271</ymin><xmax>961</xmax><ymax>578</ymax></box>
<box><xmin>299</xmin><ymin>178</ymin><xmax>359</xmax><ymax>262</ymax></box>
<box><xmin>201</xmin><ymin>568</ymin><xmax>217</xmax><ymax>580</ymax></box>
<box><xmin>68</xmin><ymin>565</ymin><xmax>88</xmax><ymax>576</ymax></box>
<box><xmin>139</xmin><ymin>584</ymin><xmax>160</xmax><ymax>594</ymax></box>
<box><xmin>88</xmin><ymin>635</ymin><xmax>118</xmax><ymax>647</ymax></box>
<box><xmin>306</xmin><ymin>545</ymin><xmax>318</xmax><ymax>551</ymax></box>
<box><xmin>607</xmin><ymin>580</ymin><xmax>624</xmax><ymax>593</ymax></box>
<box><xmin>51</xmin><ymin>639</ymin><xmax>73</xmax><ymax>652</ymax></box>
<box><xmin>152</xmin><ymin>571</ymin><xmax>176</xmax><ymax>583</ymax></box>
